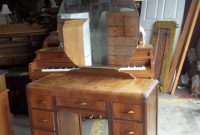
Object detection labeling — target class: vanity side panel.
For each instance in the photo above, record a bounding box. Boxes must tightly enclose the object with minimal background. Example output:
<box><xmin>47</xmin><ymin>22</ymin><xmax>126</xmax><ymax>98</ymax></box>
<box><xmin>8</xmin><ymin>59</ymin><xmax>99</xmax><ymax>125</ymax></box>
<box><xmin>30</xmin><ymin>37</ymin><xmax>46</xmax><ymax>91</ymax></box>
<box><xmin>144</xmin><ymin>86</ymin><xmax>158</xmax><ymax>135</ymax></box>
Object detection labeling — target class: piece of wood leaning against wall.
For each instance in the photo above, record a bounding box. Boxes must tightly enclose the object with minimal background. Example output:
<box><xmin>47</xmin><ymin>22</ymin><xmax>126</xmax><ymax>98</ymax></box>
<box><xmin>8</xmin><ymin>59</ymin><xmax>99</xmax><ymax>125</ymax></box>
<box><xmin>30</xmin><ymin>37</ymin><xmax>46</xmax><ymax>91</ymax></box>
<box><xmin>168</xmin><ymin>0</ymin><xmax>200</xmax><ymax>95</ymax></box>
<box><xmin>151</xmin><ymin>21</ymin><xmax>176</xmax><ymax>93</ymax></box>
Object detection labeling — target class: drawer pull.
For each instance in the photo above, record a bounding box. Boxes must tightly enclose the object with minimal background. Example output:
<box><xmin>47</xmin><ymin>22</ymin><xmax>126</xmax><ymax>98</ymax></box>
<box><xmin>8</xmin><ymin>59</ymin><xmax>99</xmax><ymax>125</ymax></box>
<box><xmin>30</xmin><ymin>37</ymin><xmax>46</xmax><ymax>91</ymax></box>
<box><xmin>128</xmin><ymin>131</ymin><xmax>135</xmax><ymax>135</ymax></box>
<box><xmin>127</xmin><ymin>110</ymin><xmax>135</xmax><ymax>114</ymax></box>
<box><xmin>38</xmin><ymin>101</ymin><xmax>47</xmax><ymax>104</ymax></box>
<box><xmin>79</xmin><ymin>102</ymin><xmax>87</xmax><ymax>106</ymax></box>
<box><xmin>89</xmin><ymin>115</ymin><xmax>94</xmax><ymax>119</ymax></box>
<box><xmin>121</xmin><ymin>131</ymin><xmax>135</xmax><ymax>135</ymax></box>
<box><xmin>99</xmin><ymin>115</ymin><xmax>103</xmax><ymax>119</ymax></box>
<box><xmin>122</xmin><ymin>110</ymin><xmax>135</xmax><ymax>114</ymax></box>
<box><xmin>38</xmin><ymin>119</ymin><xmax>48</xmax><ymax>122</ymax></box>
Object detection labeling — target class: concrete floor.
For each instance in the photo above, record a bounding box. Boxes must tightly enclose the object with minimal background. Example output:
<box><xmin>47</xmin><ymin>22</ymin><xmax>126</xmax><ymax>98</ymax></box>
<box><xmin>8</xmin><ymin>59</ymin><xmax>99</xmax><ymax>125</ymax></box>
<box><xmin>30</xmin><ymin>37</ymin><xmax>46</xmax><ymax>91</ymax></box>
<box><xmin>158</xmin><ymin>94</ymin><xmax>200</xmax><ymax>135</ymax></box>
<box><xmin>12</xmin><ymin>94</ymin><xmax>200</xmax><ymax>135</ymax></box>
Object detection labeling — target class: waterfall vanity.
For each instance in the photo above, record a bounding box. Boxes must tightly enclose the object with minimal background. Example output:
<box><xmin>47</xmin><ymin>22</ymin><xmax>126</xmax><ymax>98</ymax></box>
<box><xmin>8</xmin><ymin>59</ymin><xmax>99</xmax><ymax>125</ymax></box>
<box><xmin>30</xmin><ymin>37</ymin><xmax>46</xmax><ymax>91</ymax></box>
<box><xmin>27</xmin><ymin>68</ymin><xmax>158</xmax><ymax>135</ymax></box>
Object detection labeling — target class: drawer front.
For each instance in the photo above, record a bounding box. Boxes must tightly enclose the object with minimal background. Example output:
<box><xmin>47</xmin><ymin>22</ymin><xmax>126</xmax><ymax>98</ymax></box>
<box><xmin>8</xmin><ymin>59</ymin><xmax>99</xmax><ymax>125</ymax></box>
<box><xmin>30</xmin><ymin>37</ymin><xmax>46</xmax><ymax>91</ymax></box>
<box><xmin>125</xmin><ymin>25</ymin><xmax>139</xmax><ymax>37</ymax></box>
<box><xmin>108</xmin><ymin>27</ymin><xmax>124</xmax><ymax>36</ymax></box>
<box><xmin>29</xmin><ymin>95</ymin><xmax>53</xmax><ymax>110</ymax></box>
<box><xmin>109</xmin><ymin>46</ymin><xmax>136</xmax><ymax>56</ymax></box>
<box><xmin>108</xmin><ymin>37</ymin><xmax>138</xmax><ymax>46</ymax></box>
<box><xmin>31</xmin><ymin>110</ymin><xmax>55</xmax><ymax>130</ymax></box>
<box><xmin>56</xmin><ymin>97</ymin><xmax>106</xmax><ymax>112</ymax></box>
<box><xmin>113</xmin><ymin>121</ymin><xmax>143</xmax><ymax>135</ymax></box>
<box><xmin>112</xmin><ymin>103</ymin><xmax>142</xmax><ymax>121</ymax></box>
<box><xmin>108</xmin><ymin>14</ymin><xmax>124</xmax><ymax>26</ymax></box>
<box><xmin>32</xmin><ymin>129</ymin><xmax>56</xmax><ymax>135</ymax></box>
<box><xmin>109</xmin><ymin>55</ymin><xmax>130</xmax><ymax>66</ymax></box>
<box><xmin>124</xmin><ymin>16</ymin><xmax>139</xmax><ymax>37</ymax></box>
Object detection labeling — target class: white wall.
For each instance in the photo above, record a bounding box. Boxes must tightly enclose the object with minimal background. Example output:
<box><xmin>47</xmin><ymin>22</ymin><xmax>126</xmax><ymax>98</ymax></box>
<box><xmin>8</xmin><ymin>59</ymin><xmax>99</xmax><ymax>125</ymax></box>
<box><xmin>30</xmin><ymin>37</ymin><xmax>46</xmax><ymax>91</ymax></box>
<box><xmin>140</xmin><ymin>0</ymin><xmax>186</xmax><ymax>52</ymax></box>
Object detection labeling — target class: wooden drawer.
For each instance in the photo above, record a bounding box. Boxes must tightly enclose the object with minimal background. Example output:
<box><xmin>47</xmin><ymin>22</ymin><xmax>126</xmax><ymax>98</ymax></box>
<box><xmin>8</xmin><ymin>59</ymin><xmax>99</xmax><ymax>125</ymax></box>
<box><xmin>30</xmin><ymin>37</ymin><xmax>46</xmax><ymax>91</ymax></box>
<box><xmin>29</xmin><ymin>95</ymin><xmax>53</xmax><ymax>110</ymax></box>
<box><xmin>113</xmin><ymin>121</ymin><xmax>143</xmax><ymax>135</ymax></box>
<box><xmin>56</xmin><ymin>97</ymin><xmax>106</xmax><ymax>112</ymax></box>
<box><xmin>112</xmin><ymin>103</ymin><xmax>142</xmax><ymax>121</ymax></box>
<box><xmin>108</xmin><ymin>37</ymin><xmax>138</xmax><ymax>46</ymax></box>
<box><xmin>125</xmin><ymin>24</ymin><xmax>139</xmax><ymax>37</ymax></box>
<box><xmin>108</xmin><ymin>27</ymin><xmax>124</xmax><ymax>36</ymax></box>
<box><xmin>109</xmin><ymin>46</ymin><xmax>136</xmax><ymax>56</ymax></box>
<box><xmin>32</xmin><ymin>129</ymin><xmax>56</xmax><ymax>135</ymax></box>
<box><xmin>31</xmin><ymin>110</ymin><xmax>55</xmax><ymax>130</ymax></box>
<box><xmin>109</xmin><ymin>55</ymin><xmax>130</xmax><ymax>66</ymax></box>
<box><xmin>124</xmin><ymin>15</ymin><xmax>139</xmax><ymax>37</ymax></box>
<box><xmin>108</xmin><ymin>14</ymin><xmax>124</xmax><ymax>26</ymax></box>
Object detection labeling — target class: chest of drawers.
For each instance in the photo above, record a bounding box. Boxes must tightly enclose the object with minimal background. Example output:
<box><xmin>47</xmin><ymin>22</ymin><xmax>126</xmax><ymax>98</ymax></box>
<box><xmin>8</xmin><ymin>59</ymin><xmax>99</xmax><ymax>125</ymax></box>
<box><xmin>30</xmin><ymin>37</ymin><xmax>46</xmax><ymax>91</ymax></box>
<box><xmin>107</xmin><ymin>11</ymin><xmax>140</xmax><ymax>66</ymax></box>
<box><xmin>27</xmin><ymin>71</ymin><xmax>158</xmax><ymax>135</ymax></box>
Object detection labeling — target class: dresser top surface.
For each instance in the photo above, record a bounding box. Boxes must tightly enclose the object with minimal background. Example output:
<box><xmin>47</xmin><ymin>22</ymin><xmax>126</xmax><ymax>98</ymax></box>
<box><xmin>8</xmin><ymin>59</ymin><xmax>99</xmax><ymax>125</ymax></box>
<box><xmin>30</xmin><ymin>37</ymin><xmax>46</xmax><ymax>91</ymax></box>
<box><xmin>27</xmin><ymin>70</ymin><xmax>158</xmax><ymax>103</ymax></box>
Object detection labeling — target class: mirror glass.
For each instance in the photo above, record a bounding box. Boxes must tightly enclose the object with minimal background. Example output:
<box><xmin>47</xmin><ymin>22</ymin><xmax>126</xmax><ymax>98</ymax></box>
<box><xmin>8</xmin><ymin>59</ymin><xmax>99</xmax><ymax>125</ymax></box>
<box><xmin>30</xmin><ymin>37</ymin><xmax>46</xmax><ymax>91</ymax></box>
<box><xmin>58</xmin><ymin>0</ymin><xmax>140</xmax><ymax>67</ymax></box>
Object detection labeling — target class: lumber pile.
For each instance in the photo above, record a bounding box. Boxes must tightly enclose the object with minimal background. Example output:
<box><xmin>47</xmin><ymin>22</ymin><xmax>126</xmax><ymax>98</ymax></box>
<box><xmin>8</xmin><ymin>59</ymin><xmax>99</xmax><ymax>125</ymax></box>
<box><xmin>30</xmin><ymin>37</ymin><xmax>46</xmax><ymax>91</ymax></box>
<box><xmin>167</xmin><ymin>0</ymin><xmax>200</xmax><ymax>95</ymax></box>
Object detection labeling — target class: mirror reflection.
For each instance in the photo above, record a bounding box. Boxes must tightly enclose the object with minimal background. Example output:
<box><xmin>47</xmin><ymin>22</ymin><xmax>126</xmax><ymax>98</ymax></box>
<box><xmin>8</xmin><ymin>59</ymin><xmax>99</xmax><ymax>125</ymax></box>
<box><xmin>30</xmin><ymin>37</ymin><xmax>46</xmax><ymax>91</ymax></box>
<box><xmin>58</xmin><ymin>0</ymin><xmax>140</xmax><ymax>66</ymax></box>
<box><xmin>57</xmin><ymin>111</ymin><xmax>109</xmax><ymax>135</ymax></box>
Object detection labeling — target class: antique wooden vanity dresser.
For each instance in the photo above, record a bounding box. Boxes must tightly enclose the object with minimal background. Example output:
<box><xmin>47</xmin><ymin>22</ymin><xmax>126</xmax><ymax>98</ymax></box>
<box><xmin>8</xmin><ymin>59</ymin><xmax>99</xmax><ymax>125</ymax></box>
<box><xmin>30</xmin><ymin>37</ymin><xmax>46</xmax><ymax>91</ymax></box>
<box><xmin>27</xmin><ymin>68</ymin><xmax>158</xmax><ymax>135</ymax></box>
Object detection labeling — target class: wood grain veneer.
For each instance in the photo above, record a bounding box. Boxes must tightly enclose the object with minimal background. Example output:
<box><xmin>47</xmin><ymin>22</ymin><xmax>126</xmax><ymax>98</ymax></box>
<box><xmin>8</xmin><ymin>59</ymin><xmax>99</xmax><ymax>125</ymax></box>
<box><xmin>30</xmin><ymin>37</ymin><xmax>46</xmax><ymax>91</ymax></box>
<box><xmin>27</xmin><ymin>69</ymin><xmax>158</xmax><ymax>135</ymax></box>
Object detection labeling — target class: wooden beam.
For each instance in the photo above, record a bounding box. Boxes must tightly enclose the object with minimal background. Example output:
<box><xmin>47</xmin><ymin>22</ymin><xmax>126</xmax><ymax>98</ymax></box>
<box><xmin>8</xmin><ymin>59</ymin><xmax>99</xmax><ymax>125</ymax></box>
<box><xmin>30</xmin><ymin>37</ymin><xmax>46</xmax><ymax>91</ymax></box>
<box><xmin>167</xmin><ymin>0</ymin><xmax>199</xmax><ymax>93</ymax></box>
<box><xmin>170</xmin><ymin>0</ymin><xmax>200</xmax><ymax>95</ymax></box>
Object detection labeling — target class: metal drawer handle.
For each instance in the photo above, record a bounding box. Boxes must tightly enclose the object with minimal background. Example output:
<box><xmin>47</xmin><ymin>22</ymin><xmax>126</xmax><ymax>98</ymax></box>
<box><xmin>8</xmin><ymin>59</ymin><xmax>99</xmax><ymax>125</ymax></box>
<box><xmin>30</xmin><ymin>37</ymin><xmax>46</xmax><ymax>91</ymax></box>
<box><xmin>122</xmin><ymin>110</ymin><xmax>135</xmax><ymax>114</ymax></box>
<box><xmin>38</xmin><ymin>119</ymin><xmax>48</xmax><ymax>122</ymax></box>
<box><xmin>128</xmin><ymin>131</ymin><xmax>135</xmax><ymax>135</ymax></box>
<box><xmin>121</xmin><ymin>131</ymin><xmax>135</xmax><ymax>135</ymax></box>
<box><xmin>127</xmin><ymin>110</ymin><xmax>135</xmax><ymax>114</ymax></box>
<box><xmin>79</xmin><ymin>102</ymin><xmax>87</xmax><ymax>106</ymax></box>
<box><xmin>38</xmin><ymin>100</ymin><xmax>47</xmax><ymax>104</ymax></box>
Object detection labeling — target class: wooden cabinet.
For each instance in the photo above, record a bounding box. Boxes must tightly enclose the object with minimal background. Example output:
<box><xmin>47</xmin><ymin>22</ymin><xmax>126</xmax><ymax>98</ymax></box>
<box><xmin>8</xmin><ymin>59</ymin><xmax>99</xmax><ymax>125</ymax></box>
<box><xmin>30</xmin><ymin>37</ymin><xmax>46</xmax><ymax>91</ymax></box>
<box><xmin>0</xmin><ymin>71</ymin><xmax>13</xmax><ymax>135</ymax></box>
<box><xmin>0</xmin><ymin>23</ymin><xmax>46</xmax><ymax>66</ymax></box>
<box><xmin>6</xmin><ymin>68</ymin><xmax>30</xmax><ymax>114</ymax></box>
<box><xmin>27</xmin><ymin>72</ymin><xmax>158</xmax><ymax>135</ymax></box>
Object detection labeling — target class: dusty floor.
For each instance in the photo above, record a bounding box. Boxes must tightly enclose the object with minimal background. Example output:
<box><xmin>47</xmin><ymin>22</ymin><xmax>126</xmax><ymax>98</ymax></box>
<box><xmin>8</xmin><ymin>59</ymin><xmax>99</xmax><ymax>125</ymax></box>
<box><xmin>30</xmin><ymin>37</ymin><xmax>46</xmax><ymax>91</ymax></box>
<box><xmin>158</xmin><ymin>94</ymin><xmax>200</xmax><ymax>135</ymax></box>
<box><xmin>12</xmin><ymin>94</ymin><xmax>200</xmax><ymax>135</ymax></box>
